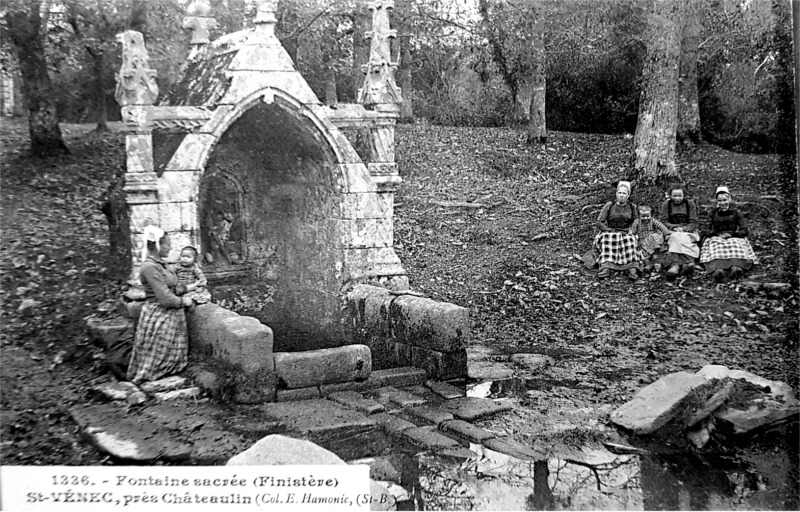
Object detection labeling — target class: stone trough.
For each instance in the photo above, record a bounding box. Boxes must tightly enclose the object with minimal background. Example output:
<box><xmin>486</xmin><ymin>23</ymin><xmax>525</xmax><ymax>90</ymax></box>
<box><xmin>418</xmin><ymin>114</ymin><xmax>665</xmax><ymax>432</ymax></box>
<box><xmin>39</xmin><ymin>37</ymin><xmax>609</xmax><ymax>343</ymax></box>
<box><xmin>102</xmin><ymin>0</ymin><xmax>468</xmax><ymax>403</ymax></box>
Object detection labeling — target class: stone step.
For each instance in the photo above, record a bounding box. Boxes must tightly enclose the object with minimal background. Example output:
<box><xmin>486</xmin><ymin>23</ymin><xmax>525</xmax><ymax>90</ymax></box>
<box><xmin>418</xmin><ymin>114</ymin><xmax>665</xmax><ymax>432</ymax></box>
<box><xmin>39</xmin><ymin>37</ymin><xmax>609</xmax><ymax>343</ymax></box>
<box><xmin>371</xmin><ymin>413</ymin><xmax>417</xmax><ymax>436</ymax></box>
<box><xmin>373</xmin><ymin>386</ymin><xmax>427</xmax><ymax>409</ymax></box>
<box><xmin>328</xmin><ymin>391</ymin><xmax>385</xmax><ymax>415</ymax></box>
<box><xmin>262</xmin><ymin>399</ymin><xmax>377</xmax><ymax>436</ymax></box>
<box><xmin>426</xmin><ymin>380</ymin><xmax>465</xmax><ymax>399</ymax></box>
<box><xmin>401</xmin><ymin>405</ymin><xmax>453</xmax><ymax>427</ymax></box>
<box><xmin>440</xmin><ymin>396</ymin><xmax>514</xmax><ymax>421</ymax></box>
<box><xmin>374</xmin><ymin>367</ymin><xmax>427</xmax><ymax>388</ymax></box>
<box><xmin>402</xmin><ymin>426</ymin><xmax>460</xmax><ymax>451</ymax></box>
<box><xmin>440</xmin><ymin>419</ymin><xmax>496</xmax><ymax>443</ymax></box>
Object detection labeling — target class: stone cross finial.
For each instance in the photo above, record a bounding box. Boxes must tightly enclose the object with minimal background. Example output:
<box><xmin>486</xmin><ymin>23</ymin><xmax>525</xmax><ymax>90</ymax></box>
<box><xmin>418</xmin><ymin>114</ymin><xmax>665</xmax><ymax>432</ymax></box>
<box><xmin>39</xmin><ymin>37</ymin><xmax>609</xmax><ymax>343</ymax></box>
<box><xmin>183</xmin><ymin>0</ymin><xmax>218</xmax><ymax>45</ymax></box>
<box><xmin>114</xmin><ymin>30</ymin><xmax>159</xmax><ymax>107</ymax></box>
<box><xmin>359</xmin><ymin>0</ymin><xmax>402</xmax><ymax>106</ymax></box>
<box><xmin>254</xmin><ymin>0</ymin><xmax>278</xmax><ymax>24</ymax></box>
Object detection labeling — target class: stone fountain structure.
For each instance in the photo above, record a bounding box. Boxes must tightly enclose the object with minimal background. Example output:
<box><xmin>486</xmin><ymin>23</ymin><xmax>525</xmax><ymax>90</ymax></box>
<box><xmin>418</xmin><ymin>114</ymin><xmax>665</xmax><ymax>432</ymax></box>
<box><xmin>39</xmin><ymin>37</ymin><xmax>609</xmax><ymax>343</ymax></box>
<box><xmin>107</xmin><ymin>0</ymin><xmax>469</xmax><ymax>402</ymax></box>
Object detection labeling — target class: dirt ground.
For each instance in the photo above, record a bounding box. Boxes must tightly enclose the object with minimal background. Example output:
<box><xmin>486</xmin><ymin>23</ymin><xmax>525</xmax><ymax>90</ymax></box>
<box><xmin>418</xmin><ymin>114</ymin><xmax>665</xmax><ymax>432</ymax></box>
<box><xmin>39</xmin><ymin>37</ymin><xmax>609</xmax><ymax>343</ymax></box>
<box><xmin>1</xmin><ymin>118</ymin><xmax>798</xmax><ymax>466</ymax></box>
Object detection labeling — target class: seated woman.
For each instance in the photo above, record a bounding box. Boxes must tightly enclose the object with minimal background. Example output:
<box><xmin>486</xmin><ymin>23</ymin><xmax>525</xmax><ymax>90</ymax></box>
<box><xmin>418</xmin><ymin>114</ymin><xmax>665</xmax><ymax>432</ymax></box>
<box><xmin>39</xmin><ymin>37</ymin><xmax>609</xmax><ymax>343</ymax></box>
<box><xmin>659</xmin><ymin>184</ymin><xmax>700</xmax><ymax>278</ymax></box>
<box><xmin>592</xmin><ymin>181</ymin><xmax>643</xmax><ymax>280</ymax></box>
<box><xmin>127</xmin><ymin>225</ymin><xmax>194</xmax><ymax>385</ymax></box>
<box><xmin>700</xmin><ymin>186</ymin><xmax>758</xmax><ymax>281</ymax></box>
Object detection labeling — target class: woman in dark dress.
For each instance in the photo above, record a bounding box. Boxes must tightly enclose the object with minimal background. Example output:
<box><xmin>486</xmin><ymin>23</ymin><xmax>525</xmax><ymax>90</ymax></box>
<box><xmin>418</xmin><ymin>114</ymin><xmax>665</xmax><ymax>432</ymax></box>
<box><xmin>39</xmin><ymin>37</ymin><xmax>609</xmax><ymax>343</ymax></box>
<box><xmin>659</xmin><ymin>184</ymin><xmax>700</xmax><ymax>278</ymax></box>
<box><xmin>592</xmin><ymin>181</ymin><xmax>643</xmax><ymax>280</ymax></box>
<box><xmin>127</xmin><ymin>226</ymin><xmax>193</xmax><ymax>384</ymax></box>
<box><xmin>700</xmin><ymin>186</ymin><xmax>758</xmax><ymax>281</ymax></box>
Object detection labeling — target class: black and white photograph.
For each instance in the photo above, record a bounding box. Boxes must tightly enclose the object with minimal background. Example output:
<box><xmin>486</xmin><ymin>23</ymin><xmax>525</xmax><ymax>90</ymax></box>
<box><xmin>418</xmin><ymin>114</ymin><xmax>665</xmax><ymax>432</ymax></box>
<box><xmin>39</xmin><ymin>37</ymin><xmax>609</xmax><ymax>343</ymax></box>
<box><xmin>1</xmin><ymin>0</ymin><xmax>798</xmax><ymax>510</ymax></box>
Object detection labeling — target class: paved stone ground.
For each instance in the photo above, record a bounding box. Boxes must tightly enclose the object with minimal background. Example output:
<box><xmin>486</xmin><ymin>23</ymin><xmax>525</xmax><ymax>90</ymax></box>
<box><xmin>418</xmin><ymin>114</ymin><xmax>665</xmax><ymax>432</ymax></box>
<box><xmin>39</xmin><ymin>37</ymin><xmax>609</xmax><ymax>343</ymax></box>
<box><xmin>69</xmin><ymin>367</ymin><xmax>537</xmax><ymax>469</ymax></box>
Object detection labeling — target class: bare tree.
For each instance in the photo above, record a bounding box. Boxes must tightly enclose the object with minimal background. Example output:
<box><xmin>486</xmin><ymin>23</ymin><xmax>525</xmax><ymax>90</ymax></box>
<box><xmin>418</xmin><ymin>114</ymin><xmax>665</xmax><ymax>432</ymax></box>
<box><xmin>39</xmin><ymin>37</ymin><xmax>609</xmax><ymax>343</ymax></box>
<box><xmin>632</xmin><ymin>0</ymin><xmax>681</xmax><ymax>181</ymax></box>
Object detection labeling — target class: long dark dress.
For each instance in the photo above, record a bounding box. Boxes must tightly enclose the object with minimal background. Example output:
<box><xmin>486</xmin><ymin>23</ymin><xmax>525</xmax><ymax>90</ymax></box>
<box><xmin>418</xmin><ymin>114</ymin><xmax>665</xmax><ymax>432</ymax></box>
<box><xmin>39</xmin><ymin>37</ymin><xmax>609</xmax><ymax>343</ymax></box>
<box><xmin>127</xmin><ymin>256</ymin><xmax>188</xmax><ymax>384</ymax></box>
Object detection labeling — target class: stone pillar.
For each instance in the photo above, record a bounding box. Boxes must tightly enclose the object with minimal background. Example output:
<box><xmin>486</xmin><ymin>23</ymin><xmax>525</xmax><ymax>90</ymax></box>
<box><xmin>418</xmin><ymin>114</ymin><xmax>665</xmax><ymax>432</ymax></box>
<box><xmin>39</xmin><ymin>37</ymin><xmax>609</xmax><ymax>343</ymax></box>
<box><xmin>115</xmin><ymin>30</ymin><xmax>160</xmax><ymax>284</ymax></box>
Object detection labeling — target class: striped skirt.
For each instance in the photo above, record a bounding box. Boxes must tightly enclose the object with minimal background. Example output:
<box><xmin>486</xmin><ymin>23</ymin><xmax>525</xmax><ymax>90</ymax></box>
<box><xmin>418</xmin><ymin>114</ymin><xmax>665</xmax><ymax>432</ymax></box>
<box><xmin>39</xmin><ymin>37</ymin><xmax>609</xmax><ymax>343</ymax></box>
<box><xmin>126</xmin><ymin>303</ymin><xmax>189</xmax><ymax>384</ymax></box>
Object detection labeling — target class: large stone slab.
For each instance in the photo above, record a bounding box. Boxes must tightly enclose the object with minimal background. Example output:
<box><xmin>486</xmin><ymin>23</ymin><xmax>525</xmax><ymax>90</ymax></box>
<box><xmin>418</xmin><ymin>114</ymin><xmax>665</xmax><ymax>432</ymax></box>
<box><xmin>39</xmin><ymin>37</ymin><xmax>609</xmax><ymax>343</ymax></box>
<box><xmin>696</xmin><ymin>365</ymin><xmax>800</xmax><ymax>434</ymax></box>
<box><xmin>69</xmin><ymin>404</ymin><xmax>192</xmax><ymax>462</ymax></box>
<box><xmin>375</xmin><ymin>367</ymin><xmax>427</xmax><ymax>388</ymax></box>
<box><xmin>328</xmin><ymin>391</ymin><xmax>385</xmax><ymax>415</ymax></box>
<box><xmin>402</xmin><ymin>405</ymin><xmax>453</xmax><ymax>427</ymax></box>
<box><xmin>389</xmin><ymin>295</ymin><xmax>470</xmax><ymax>352</ymax></box>
<box><xmin>442</xmin><ymin>397</ymin><xmax>514</xmax><ymax>421</ymax></box>
<box><xmin>262</xmin><ymin>399</ymin><xmax>377</xmax><ymax>435</ymax></box>
<box><xmin>482</xmin><ymin>437</ymin><xmax>545</xmax><ymax>462</ymax></box>
<box><xmin>402</xmin><ymin>426</ymin><xmax>460</xmax><ymax>451</ymax></box>
<box><xmin>426</xmin><ymin>380</ymin><xmax>465</xmax><ymax>399</ymax></box>
<box><xmin>611</xmin><ymin>372</ymin><xmax>719</xmax><ymax>435</ymax></box>
<box><xmin>187</xmin><ymin>303</ymin><xmax>274</xmax><ymax>375</ymax></box>
<box><xmin>227</xmin><ymin>434</ymin><xmax>346</xmax><ymax>465</ymax></box>
<box><xmin>274</xmin><ymin>345</ymin><xmax>371</xmax><ymax>389</ymax></box>
<box><xmin>441</xmin><ymin>419</ymin><xmax>496</xmax><ymax>443</ymax></box>
<box><xmin>373</xmin><ymin>386</ymin><xmax>427</xmax><ymax>408</ymax></box>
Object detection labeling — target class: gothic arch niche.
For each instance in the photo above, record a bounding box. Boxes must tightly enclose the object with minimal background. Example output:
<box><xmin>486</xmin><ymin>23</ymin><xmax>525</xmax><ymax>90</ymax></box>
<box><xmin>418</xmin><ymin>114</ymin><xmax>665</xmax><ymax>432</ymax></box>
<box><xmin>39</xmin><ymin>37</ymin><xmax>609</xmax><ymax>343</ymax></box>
<box><xmin>198</xmin><ymin>170</ymin><xmax>248</xmax><ymax>277</ymax></box>
<box><xmin>202</xmin><ymin>100</ymin><xmax>346</xmax><ymax>350</ymax></box>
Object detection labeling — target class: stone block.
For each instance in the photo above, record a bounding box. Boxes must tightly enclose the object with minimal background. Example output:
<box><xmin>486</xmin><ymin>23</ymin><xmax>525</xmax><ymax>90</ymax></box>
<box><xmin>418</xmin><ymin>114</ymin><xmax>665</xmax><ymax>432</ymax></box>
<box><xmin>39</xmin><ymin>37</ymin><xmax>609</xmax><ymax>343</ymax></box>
<box><xmin>227</xmin><ymin>434</ymin><xmax>346</xmax><ymax>466</ymax></box>
<box><xmin>373</xmin><ymin>367</ymin><xmax>427</xmax><ymax>388</ymax></box>
<box><xmin>401</xmin><ymin>405</ymin><xmax>453</xmax><ymax>427</ymax></box>
<box><xmin>483</xmin><ymin>437</ymin><xmax>545</xmax><ymax>462</ymax></box>
<box><xmin>390</xmin><ymin>296</ymin><xmax>470</xmax><ymax>352</ymax></box>
<box><xmin>126</xmin><ymin>134</ymin><xmax>154</xmax><ymax>172</ymax></box>
<box><xmin>426</xmin><ymin>380</ymin><xmax>465</xmax><ymax>399</ymax></box>
<box><xmin>274</xmin><ymin>345</ymin><xmax>371</xmax><ymax>389</ymax></box>
<box><xmin>129</xmin><ymin>204</ymin><xmax>160</xmax><ymax>230</ymax></box>
<box><xmin>339</xmin><ymin>193</ymin><xmax>394</xmax><ymax>220</ymax></box>
<box><xmin>343</xmin><ymin>248</ymin><xmax>404</xmax><ymax>281</ymax></box>
<box><xmin>320</xmin><ymin>375</ymin><xmax>382</xmax><ymax>395</ymax></box>
<box><xmin>442</xmin><ymin>397</ymin><xmax>514</xmax><ymax>422</ymax></box>
<box><xmin>341</xmin><ymin>218</ymin><xmax>393</xmax><ymax>248</ymax></box>
<box><xmin>402</xmin><ymin>426</ymin><xmax>460</xmax><ymax>451</ymax></box>
<box><xmin>157</xmin><ymin>171</ymin><xmax>200</xmax><ymax>203</ymax></box>
<box><xmin>158</xmin><ymin>202</ymin><xmax>197</xmax><ymax>232</ymax></box>
<box><xmin>373</xmin><ymin>386</ymin><xmax>426</xmax><ymax>408</ymax></box>
<box><xmin>336</xmin><ymin>163</ymin><xmax>377</xmax><ymax>193</ymax></box>
<box><xmin>187</xmin><ymin>303</ymin><xmax>274</xmax><ymax>375</ymax></box>
<box><xmin>277</xmin><ymin>386</ymin><xmax>321</xmax><ymax>402</ymax></box>
<box><xmin>328</xmin><ymin>391</ymin><xmax>385</xmax><ymax>415</ymax></box>
<box><xmin>441</xmin><ymin>419</ymin><xmax>495</xmax><ymax>443</ymax></box>
<box><xmin>164</xmin><ymin>134</ymin><xmax>214</xmax><ymax>171</ymax></box>
<box><xmin>371</xmin><ymin>413</ymin><xmax>416</xmax><ymax>436</ymax></box>
<box><xmin>610</xmin><ymin>372</ymin><xmax>720</xmax><ymax>435</ymax></box>
<box><xmin>153</xmin><ymin>387</ymin><xmax>200</xmax><ymax>401</ymax></box>
<box><xmin>140</xmin><ymin>376</ymin><xmax>188</xmax><ymax>394</ymax></box>
<box><xmin>91</xmin><ymin>381</ymin><xmax>144</xmax><ymax>402</ymax></box>
<box><xmin>411</xmin><ymin>346</ymin><xmax>467</xmax><ymax>381</ymax></box>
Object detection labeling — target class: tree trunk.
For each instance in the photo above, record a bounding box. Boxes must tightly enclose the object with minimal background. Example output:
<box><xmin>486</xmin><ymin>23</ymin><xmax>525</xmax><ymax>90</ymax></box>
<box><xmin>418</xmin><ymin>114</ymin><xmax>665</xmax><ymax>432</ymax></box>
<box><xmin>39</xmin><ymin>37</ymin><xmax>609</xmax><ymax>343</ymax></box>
<box><xmin>6</xmin><ymin>3</ymin><xmax>68</xmax><ymax>157</ymax></box>
<box><xmin>90</xmin><ymin>48</ymin><xmax>109</xmax><ymax>132</ymax></box>
<box><xmin>677</xmin><ymin>0</ymin><xmax>701</xmax><ymax>144</ymax></box>
<box><xmin>633</xmin><ymin>0</ymin><xmax>681</xmax><ymax>181</ymax></box>
<box><xmin>398</xmin><ymin>34</ymin><xmax>414</xmax><ymax>122</ymax></box>
<box><xmin>527</xmin><ymin>2</ymin><xmax>546</xmax><ymax>144</ymax></box>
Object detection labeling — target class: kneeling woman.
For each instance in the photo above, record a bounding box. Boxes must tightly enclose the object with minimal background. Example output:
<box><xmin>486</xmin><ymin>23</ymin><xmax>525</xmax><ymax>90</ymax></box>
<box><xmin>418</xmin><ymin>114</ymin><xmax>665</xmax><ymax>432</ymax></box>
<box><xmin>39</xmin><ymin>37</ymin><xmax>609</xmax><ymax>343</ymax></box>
<box><xmin>592</xmin><ymin>181</ymin><xmax>643</xmax><ymax>280</ymax></box>
<box><xmin>700</xmin><ymin>186</ymin><xmax>758</xmax><ymax>281</ymax></box>
<box><xmin>127</xmin><ymin>225</ymin><xmax>194</xmax><ymax>385</ymax></box>
<box><xmin>659</xmin><ymin>184</ymin><xmax>700</xmax><ymax>277</ymax></box>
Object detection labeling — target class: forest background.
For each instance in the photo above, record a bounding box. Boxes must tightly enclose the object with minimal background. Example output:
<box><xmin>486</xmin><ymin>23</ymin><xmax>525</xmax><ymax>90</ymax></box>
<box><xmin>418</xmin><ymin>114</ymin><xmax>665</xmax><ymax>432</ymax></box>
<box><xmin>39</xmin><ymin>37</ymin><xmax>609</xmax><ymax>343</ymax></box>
<box><xmin>0</xmin><ymin>0</ymin><xmax>795</xmax><ymax>158</ymax></box>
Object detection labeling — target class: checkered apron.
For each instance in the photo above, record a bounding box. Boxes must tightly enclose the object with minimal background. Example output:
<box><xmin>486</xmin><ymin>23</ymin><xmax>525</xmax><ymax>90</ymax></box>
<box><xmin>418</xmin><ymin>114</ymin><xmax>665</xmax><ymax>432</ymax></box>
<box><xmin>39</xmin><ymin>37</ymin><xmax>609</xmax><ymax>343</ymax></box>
<box><xmin>700</xmin><ymin>237</ymin><xmax>758</xmax><ymax>264</ymax></box>
<box><xmin>593</xmin><ymin>232</ymin><xmax>643</xmax><ymax>266</ymax></box>
<box><xmin>126</xmin><ymin>302</ymin><xmax>188</xmax><ymax>384</ymax></box>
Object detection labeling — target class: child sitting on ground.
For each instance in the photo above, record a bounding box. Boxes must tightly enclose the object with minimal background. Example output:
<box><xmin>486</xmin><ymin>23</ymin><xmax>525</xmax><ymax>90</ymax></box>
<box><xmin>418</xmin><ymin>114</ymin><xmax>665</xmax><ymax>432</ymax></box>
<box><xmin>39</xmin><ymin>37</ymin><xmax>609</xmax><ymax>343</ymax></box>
<box><xmin>171</xmin><ymin>246</ymin><xmax>212</xmax><ymax>308</ymax></box>
<box><xmin>629</xmin><ymin>205</ymin><xmax>671</xmax><ymax>272</ymax></box>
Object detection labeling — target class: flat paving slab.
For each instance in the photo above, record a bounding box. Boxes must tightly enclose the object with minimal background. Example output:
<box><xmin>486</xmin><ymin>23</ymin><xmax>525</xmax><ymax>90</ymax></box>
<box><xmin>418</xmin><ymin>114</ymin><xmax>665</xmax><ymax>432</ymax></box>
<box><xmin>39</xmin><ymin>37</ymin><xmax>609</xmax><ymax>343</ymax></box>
<box><xmin>483</xmin><ymin>437</ymin><xmax>545</xmax><ymax>461</ymax></box>
<box><xmin>328</xmin><ymin>391</ymin><xmax>385</xmax><ymax>415</ymax></box>
<box><xmin>402</xmin><ymin>405</ymin><xmax>454</xmax><ymax>426</ymax></box>
<box><xmin>402</xmin><ymin>426</ymin><xmax>461</xmax><ymax>451</ymax></box>
<box><xmin>373</xmin><ymin>386</ymin><xmax>427</xmax><ymax>408</ymax></box>
<box><xmin>371</xmin><ymin>413</ymin><xmax>417</xmax><ymax>435</ymax></box>
<box><xmin>426</xmin><ymin>380</ymin><xmax>465</xmax><ymax>399</ymax></box>
<box><xmin>441</xmin><ymin>419</ymin><xmax>496</xmax><ymax>443</ymax></box>
<box><xmin>262</xmin><ymin>399</ymin><xmax>377</xmax><ymax>435</ymax></box>
<box><xmin>69</xmin><ymin>404</ymin><xmax>193</xmax><ymax>462</ymax></box>
<box><xmin>442</xmin><ymin>396</ymin><xmax>514</xmax><ymax>421</ymax></box>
